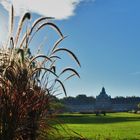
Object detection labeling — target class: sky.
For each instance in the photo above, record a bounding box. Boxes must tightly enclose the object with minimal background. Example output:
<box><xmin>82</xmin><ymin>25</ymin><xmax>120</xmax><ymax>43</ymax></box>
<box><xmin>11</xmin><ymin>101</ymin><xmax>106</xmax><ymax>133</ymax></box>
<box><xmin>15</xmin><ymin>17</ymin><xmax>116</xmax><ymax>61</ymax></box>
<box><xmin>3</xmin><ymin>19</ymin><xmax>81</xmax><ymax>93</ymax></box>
<box><xmin>0</xmin><ymin>0</ymin><xmax>140</xmax><ymax>98</ymax></box>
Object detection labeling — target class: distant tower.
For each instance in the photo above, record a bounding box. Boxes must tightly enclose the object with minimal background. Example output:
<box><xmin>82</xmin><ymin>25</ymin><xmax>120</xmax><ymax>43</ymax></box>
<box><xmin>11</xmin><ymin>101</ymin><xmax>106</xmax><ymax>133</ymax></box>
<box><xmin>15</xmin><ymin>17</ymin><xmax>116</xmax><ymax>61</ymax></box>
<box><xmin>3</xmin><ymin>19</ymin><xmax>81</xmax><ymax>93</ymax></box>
<box><xmin>95</xmin><ymin>87</ymin><xmax>112</xmax><ymax>111</ymax></box>
<box><xmin>100</xmin><ymin>87</ymin><xmax>106</xmax><ymax>94</ymax></box>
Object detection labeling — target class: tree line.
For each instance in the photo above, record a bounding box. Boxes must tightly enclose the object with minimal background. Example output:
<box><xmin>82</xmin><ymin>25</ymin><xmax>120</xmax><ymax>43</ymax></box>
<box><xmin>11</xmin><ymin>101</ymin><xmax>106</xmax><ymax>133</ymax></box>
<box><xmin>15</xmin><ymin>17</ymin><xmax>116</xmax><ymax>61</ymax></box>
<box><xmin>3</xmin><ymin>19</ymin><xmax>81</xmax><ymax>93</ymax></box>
<box><xmin>59</xmin><ymin>94</ymin><xmax>140</xmax><ymax>105</ymax></box>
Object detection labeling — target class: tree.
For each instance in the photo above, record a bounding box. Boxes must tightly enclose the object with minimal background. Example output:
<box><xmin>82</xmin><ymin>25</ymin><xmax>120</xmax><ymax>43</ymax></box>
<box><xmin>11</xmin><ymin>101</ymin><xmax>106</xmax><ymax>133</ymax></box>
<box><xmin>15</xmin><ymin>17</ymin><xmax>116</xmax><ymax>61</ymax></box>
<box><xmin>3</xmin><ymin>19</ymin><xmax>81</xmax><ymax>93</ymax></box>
<box><xmin>137</xmin><ymin>103</ymin><xmax>140</xmax><ymax>110</ymax></box>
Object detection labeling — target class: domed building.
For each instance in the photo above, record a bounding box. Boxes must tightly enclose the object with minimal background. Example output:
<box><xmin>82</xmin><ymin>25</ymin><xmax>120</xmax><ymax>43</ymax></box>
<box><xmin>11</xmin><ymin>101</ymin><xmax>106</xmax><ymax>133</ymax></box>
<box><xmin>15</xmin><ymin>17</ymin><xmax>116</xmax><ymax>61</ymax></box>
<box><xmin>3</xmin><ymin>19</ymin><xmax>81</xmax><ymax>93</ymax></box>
<box><xmin>95</xmin><ymin>87</ymin><xmax>112</xmax><ymax>111</ymax></box>
<box><xmin>61</xmin><ymin>87</ymin><xmax>140</xmax><ymax>113</ymax></box>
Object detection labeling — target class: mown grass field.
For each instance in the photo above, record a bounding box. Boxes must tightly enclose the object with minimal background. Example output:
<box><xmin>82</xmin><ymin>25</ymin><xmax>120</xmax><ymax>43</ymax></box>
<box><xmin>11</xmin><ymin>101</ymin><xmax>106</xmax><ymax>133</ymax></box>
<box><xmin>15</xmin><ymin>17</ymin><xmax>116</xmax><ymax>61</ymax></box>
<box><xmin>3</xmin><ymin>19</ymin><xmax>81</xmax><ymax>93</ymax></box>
<box><xmin>53</xmin><ymin>113</ymin><xmax>140</xmax><ymax>140</ymax></box>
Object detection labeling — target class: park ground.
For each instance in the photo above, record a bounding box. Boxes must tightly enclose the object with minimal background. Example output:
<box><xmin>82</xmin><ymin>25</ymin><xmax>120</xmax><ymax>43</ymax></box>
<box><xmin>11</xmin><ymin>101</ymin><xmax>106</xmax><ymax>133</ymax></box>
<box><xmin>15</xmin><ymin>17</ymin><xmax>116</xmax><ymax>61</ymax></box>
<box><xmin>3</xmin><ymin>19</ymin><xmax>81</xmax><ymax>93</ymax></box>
<box><xmin>50</xmin><ymin>112</ymin><xmax>140</xmax><ymax>140</ymax></box>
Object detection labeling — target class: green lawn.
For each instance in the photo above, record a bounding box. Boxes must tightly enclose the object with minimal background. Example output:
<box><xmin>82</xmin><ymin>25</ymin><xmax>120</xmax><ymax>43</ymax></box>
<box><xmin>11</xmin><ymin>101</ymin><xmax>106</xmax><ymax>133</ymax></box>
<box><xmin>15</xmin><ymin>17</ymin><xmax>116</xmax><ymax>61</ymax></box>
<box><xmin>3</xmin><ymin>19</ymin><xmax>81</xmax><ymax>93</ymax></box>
<box><xmin>53</xmin><ymin>113</ymin><xmax>140</xmax><ymax>140</ymax></box>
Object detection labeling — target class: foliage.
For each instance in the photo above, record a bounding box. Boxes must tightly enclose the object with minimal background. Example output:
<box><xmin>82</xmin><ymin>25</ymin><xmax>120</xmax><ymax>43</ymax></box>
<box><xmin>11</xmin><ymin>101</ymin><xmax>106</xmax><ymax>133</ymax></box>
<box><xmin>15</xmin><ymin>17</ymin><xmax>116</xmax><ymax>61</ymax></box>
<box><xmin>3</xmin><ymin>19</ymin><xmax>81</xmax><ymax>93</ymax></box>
<box><xmin>60</xmin><ymin>95</ymin><xmax>96</xmax><ymax>105</ymax></box>
<box><xmin>60</xmin><ymin>95</ymin><xmax>140</xmax><ymax>105</ymax></box>
<box><xmin>0</xmin><ymin>5</ymin><xmax>80</xmax><ymax>140</ymax></box>
<box><xmin>137</xmin><ymin>103</ymin><xmax>140</xmax><ymax>110</ymax></box>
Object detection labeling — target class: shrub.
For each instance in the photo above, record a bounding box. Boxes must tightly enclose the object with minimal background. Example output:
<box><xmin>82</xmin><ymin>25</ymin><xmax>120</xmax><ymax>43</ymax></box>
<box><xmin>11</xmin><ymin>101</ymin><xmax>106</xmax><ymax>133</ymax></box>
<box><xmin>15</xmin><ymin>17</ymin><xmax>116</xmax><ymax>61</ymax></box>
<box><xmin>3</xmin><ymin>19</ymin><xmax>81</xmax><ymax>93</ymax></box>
<box><xmin>0</xmin><ymin>5</ymin><xmax>80</xmax><ymax>140</ymax></box>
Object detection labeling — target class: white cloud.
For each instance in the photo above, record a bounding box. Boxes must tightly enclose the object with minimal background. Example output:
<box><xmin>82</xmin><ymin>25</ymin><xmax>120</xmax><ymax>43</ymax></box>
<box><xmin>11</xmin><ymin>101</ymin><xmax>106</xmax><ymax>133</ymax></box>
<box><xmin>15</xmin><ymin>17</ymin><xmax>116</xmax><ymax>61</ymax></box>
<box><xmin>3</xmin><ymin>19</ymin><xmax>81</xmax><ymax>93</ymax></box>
<box><xmin>0</xmin><ymin>0</ymin><xmax>91</xmax><ymax>20</ymax></box>
<box><xmin>0</xmin><ymin>0</ymin><xmax>94</xmax><ymax>45</ymax></box>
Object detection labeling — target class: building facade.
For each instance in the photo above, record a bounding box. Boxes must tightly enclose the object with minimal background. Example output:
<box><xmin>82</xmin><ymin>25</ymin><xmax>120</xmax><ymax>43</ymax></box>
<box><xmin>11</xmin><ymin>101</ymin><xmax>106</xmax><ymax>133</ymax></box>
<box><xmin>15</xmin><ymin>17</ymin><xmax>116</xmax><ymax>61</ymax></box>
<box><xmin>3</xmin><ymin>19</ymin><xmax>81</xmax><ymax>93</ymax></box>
<box><xmin>95</xmin><ymin>87</ymin><xmax>139</xmax><ymax>112</ymax></box>
<box><xmin>63</xmin><ymin>87</ymin><xmax>140</xmax><ymax>112</ymax></box>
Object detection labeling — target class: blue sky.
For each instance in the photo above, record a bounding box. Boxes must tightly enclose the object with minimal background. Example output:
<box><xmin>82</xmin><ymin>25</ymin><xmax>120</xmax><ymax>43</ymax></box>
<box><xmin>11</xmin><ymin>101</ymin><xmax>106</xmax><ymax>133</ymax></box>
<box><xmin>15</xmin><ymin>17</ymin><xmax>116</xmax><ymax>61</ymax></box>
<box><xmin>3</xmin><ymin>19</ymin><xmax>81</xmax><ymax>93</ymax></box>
<box><xmin>0</xmin><ymin>0</ymin><xmax>140</xmax><ymax>97</ymax></box>
<box><xmin>57</xmin><ymin>0</ymin><xmax>140</xmax><ymax>97</ymax></box>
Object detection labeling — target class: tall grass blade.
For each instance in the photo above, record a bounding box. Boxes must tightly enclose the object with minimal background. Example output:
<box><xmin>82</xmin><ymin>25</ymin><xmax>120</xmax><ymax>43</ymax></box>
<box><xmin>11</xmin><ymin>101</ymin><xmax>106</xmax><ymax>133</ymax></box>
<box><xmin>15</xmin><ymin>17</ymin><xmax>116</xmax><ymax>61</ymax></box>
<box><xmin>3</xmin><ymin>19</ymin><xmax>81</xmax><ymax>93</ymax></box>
<box><xmin>14</xmin><ymin>12</ymin><xmax>31</xmax><ymax>47</ymax></box>
<box><xmin>51</xmin><ymin>36</ymin><xmax>68</xmax><ymax>52</ymax></box>
<box><xmin>32</xmin><ymin>68</ymin><xmax>58</xmax><ymax>78</ymax></box>
<box><xmin>55</xmin><ymin>79</ymin><xmax>67</xmax><ymax>96</ymax></box>
<box><xmin>10</xmin><ymin>5</ymin><xmax>14</xmax><ymax>35</ymax></box>
<box><xmin>35</xmin><ymin>22</ymin><xmax>63</xmax><ymax>38</ymax></box>
<box><xmin>52</xmin><ymin>48</ymin><xmax>81</xmax><ymax>67</ymax></box>
<box><xmin>59</xmin><ymin>67</ymin><xmax>80</xmax><ymax>78</ymax></box>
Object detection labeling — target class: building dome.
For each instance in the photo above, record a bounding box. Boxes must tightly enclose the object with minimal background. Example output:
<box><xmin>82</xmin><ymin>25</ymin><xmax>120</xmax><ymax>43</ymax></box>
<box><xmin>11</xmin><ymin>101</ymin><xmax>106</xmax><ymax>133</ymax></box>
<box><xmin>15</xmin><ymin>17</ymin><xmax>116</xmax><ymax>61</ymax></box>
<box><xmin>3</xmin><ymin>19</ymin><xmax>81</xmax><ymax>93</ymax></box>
<box><xmin>95</xmin><ymin>87</ymin><xmax>112</xmax><ymax>111</ymax></box>
<box><xmin>96</xmin><ymin>87</ymin><xmax>111</xmax><ymax>100</ymax></box>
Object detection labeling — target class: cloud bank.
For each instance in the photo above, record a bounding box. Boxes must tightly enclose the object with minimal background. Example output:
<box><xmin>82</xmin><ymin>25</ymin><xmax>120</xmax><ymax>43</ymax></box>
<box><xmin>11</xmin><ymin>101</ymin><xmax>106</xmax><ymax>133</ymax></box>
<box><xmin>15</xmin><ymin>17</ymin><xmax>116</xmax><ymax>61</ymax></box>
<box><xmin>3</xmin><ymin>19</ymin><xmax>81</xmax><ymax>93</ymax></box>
<box><xmin>1</xmin><ymin>0</ymin><xmax>90</xmax><ymax>20</ymax></box>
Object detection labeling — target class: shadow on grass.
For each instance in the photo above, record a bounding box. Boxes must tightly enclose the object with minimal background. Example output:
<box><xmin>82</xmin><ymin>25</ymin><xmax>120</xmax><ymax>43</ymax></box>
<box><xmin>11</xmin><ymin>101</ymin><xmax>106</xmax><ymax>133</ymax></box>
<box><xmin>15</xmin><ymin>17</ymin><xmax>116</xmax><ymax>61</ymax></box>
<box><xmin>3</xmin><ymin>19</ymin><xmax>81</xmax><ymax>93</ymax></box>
<box><xmin>57</xmin><ymin>114</ymin><xmax>140</xmax><ymax>124</ymax></box>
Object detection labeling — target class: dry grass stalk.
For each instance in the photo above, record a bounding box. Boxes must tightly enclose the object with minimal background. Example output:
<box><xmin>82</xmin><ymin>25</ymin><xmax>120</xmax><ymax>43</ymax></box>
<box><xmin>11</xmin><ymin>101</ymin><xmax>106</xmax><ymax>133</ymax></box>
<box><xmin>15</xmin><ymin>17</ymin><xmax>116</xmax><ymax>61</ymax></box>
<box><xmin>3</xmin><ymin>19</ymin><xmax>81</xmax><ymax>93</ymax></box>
<box><xmin>0</xmin><ymin>5</ymin><xmax>80</xmax><ymax>140</ymax></box>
